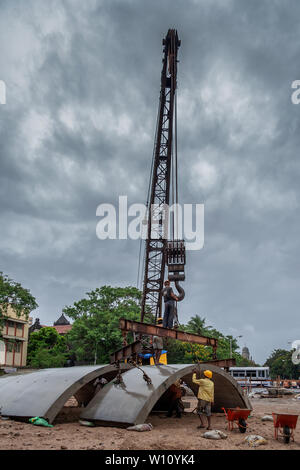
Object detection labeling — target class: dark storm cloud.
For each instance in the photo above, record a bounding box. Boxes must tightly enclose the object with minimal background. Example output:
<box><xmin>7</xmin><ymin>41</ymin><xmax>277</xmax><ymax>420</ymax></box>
<box><xmin>1</xmin><ymin>0</ymin><xmax>300</xmax><ymax>363</ymax></box>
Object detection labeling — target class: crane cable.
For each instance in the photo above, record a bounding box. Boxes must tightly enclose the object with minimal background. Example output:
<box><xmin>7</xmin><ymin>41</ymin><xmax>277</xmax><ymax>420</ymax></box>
<box><xmin>173</xmin><ymin>32</ymin><xmax>179</xmax><ymax>241</ymax></box>
<box><xmin>170</xmin><ymin>32</ymin><xmax>177</xmax><ymax>242</ymax></box>
<box><xmin>174</xmin><ymin>92</ymin><xmax>179</xmax><ymax>240</ymax></box>
<box><xmin>136</xmin><ymin>89</ymin><xmax>161</xmax><ymax>289</ymax></box>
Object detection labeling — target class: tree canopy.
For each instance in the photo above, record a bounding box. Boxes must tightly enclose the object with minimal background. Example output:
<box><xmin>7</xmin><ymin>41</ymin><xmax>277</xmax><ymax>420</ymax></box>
<box><xmin>0</xmin><ymin>272</ymin><xmax>38</xmax><ymax>338</ymax></box>
<box><xmin>185</xmin><ymin>315</ymin><xmax>212</xmax><ymax>336</ymax></box>
<box><xmin>184</xmin><ymin>315</ymin><xmax>256</xmax><ymax>366</ymax></box>
<box><xmin>166</xmin><ymin>339</ymin><xmax>211</xmax><ymax>364</ymax></box>
<box><xmin>64</xmin><ymin>286</ymin><xmax>142</xmax><ymax>364</ymax></box>
<box><xmin>27</xmin><ymin>327</ymin><xmax>69</xmax><ymax>368</ymax></box>
<box><xmin>264</xmin><ymin>349</ymin><xmax>299</xmax><ymax>379</ymax></box>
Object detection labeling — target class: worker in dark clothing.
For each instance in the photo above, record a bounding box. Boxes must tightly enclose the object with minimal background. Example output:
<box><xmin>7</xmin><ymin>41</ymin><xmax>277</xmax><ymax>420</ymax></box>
<box><xmin>152</xmin><ymin>317</ymin><xmax>164</xmax><ymax>365</ymax></box>
<box><xmin>166</xmin><ymin>379</ymin><xmax>183</xmax><ymax>418</ymax></box>
<box><xmin>162</xmin><ymin>280</ymin><xmax>179</xmax><ymax>329</ymax></box>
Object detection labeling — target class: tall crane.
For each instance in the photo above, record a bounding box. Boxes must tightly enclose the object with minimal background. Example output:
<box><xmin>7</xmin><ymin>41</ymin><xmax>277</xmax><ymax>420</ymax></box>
<box><xmin>140</xmin><ymin>29</ymin><xmax>185</xmax><ymax>325</ymax></box>
<box><xmin>110</xmin><ymin>30</ymin><xmax>233</xmax><ymax>368</ymax></box>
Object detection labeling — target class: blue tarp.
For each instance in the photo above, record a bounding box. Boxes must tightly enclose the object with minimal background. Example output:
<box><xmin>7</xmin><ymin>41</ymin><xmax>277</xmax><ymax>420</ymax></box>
<box><xmin>138</xmin><ymin>350</ymin><xmax>167</xmax><ymax>359</ymax></box>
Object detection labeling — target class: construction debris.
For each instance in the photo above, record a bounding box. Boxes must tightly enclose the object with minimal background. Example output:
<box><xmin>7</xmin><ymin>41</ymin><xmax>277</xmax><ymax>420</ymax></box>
<box><xmin>127</xmin><ymin>423</ymin><xmax>153</xmax><ymax>432</ymax></box>
<box><xmin>268</xmin><ymin>388</ymin><xmax>293</xmax><ymax>396</ymax></box>
<box><xmin>202</xmin><ymin>430</ymin><xmax>227</xmax><ymax>440</ymax></box>
<box><xmin>261</xmin><ymin>415</ymin><xmax>273</xmax><ymax>422</ymax></box>
<box><xmin>245</xmin><ymin>435</ymin><xmax>267</xmax><ymax>447</ymax></box>
<box><xmin>248</xmin><ymin>391</ymin><xmax>260</xmax><ymax>398</ymax></box>
<box><xmin>79</xmin><ymin>420</ymin><xmax>95</xmax><ymax>427</ymax></box>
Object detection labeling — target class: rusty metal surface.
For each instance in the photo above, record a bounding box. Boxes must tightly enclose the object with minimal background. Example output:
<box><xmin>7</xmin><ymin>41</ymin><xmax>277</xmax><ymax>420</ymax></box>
<box><xmin>81</xmin><ymin>363</ymin><xmax>251</xmax><ymax>427</ymax></box>
<box><xmin>110</xmin><ymin>340</ymin><xmax>142</xmax><ymax>364</ymax></box>
<box><xmin>200</xmin><ymin>358</ymin><xmax>236</xmax><ymax>368</ymax></box>
<box><xmin>120</xmin><ymin>318</ymin><xmax>218</xmax><ymax>347</ymax></box>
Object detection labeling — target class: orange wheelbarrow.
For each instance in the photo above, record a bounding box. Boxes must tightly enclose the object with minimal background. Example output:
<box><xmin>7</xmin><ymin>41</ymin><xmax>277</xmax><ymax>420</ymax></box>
<box><xmin>272</xmin><ymin>413</ymin><xmax>298</xmax><ymax>444</ymax></box>
<box><xmin>222</xmin><ymin>407</ymin><xmax>252</xmax><ymax>433</ymax></box>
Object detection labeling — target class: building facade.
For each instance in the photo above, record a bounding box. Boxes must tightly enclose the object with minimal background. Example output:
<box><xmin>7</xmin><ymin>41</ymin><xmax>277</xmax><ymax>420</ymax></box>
<box><xmin>0</xmin><ymin>306</ymin><xmax>31</xmax><ymax>368</ymax></box>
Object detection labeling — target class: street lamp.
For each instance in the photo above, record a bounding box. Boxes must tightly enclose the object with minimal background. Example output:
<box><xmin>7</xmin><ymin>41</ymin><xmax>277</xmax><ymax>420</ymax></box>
<box><xmin>94</xmin><ymin>337</ymin><xmax>106</xmax><ymax>365</ymax></box>
<box><xmin>230</xmin><ymin>335</ymin><xmax>243</xmax><ymax>358</ymax></box>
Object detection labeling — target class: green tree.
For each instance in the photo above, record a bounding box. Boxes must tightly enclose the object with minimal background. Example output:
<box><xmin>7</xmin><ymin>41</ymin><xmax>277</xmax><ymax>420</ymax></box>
<box><xmin>181</xmin><ymin>342</ymin><xmax>212</xmax><ymax>363</ymax></box>
<box><xmin>185</xmin><ymin>315</ymin><xmax>212</xmax><ymax>336</ymax></box>
<box><xmin>162</xmin><ymin>338</ymin><xmax>186</xmax><ymax>363</ymax></box>
<box><xmin>235</xmin><ymin>356</ymin><xmax>257</xmax><ymax>367</ymax></box>
<box><xmin>264</xmin><ymin>349</ymin><xmax>299</xmax><ymax>379</ymax></box>
<box><xmin>64</xmin><ymin>286</ymin><xmax>141</xmax><ymax>364</ymax></box>
<box><xmin>0</xmin><ymin>272</ymin><xmax>38</xmax><ymax>338</ymax></box>
<box><xmin>185</xmin><ymin>316</ymin><xmax>256</xmax><ymax>365</ymax></box>
<box><xmin>166</xmin><ymin>339</ymin><xmax>211</xmax><ymax>364</ymax></box>
<box><xmin>27</xmin><ymin>327</ymin><xmax>69</xmax><ymax>368</ymax></box>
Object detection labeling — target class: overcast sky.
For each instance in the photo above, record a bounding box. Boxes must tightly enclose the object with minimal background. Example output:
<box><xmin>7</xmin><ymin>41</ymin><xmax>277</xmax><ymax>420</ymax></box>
<box><xmin>1</xmin><ymin>0</ymin><xmax>300</xmax><ymax>364</ymax></box>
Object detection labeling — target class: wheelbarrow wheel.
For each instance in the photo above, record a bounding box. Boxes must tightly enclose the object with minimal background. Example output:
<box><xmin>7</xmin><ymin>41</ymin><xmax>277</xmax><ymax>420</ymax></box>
<box><xmin>238</xmin><ymin>418</ymin><xmax>247</xmax><ymax>433</ymax></box>
<box><xmin>283</xmin><ymin>425</ymin><xmax>291</xmax><ymax>444</ymax></box>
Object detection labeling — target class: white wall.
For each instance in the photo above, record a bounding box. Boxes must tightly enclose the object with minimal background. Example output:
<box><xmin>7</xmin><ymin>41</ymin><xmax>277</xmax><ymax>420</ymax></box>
<box><xmin>0</xmin><ymin>341</ymin><xmax>5</xmax><ymax>365</ymax></box>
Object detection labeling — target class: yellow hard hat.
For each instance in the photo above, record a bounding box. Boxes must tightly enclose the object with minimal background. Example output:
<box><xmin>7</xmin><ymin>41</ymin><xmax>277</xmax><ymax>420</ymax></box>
<box><xmin>204</xmin><ymin>370</ymin><xmax>212</xmax><ymax>379</ymax></box>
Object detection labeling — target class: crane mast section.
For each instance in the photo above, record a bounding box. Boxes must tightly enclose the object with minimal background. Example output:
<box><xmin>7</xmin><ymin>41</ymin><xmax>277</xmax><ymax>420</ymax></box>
<box><xmin>141</xmin><ymin>30</ymin><xmax>180</xmax><ymax>322</ymax></box>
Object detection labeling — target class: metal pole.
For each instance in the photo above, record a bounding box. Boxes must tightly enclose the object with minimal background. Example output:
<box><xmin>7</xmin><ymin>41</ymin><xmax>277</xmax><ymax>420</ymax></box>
<box><xmin>94</xmin><ymin>343</ymin><xmax>97</xmax><ymax>365</ymax></box>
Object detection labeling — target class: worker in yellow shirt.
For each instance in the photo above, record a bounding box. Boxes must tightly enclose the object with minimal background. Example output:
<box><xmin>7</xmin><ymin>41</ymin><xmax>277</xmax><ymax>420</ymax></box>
<box><xmin>192</xmin><ymin>369</ymin><xmax>214</xmax><ymax>430</ymax></box>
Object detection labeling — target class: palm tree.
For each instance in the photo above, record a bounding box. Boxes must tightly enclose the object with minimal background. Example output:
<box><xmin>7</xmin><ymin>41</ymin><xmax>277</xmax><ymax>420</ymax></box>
<box><xmin>186</xmin><ymin>315</ymin><xmax>212</xmax><ymax>336</ymax></box>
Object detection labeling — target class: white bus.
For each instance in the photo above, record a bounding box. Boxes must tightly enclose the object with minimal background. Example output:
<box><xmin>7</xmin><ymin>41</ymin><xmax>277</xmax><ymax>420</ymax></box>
<box><xmin>229</xmin><ymin>367</ymin><xmax>271</xmax><ymax>387</ymax></box>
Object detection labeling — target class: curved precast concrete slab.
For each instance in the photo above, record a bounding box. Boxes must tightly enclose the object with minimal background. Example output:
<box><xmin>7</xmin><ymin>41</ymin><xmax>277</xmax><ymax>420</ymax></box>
<box><xmin>0</xmin><ymin>364</ymin><xmax>131</xmax><ymax>423</ymax></box>
<box><xmin>81</xmin><ymin>364</ymin><xmax>251</xmax><ymax>427</ymax></box>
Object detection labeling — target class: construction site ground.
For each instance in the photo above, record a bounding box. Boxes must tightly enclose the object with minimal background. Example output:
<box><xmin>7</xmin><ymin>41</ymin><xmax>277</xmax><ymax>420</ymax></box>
<box><xmin>0</xmin><ymin>395</ymin><xmax>300</xmax><ymax>450</ymax></box>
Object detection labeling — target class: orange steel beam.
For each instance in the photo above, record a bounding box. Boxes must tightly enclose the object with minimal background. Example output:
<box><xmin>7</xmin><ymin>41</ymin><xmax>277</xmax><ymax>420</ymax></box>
<box><xmin>119</xmin><ymin>318</ymin><xmax>218</xmax><ymax>349</ymax></box>
<box><xmin>199</xmin><ymin>358</ymin><xmax>236</xmax><ymax>368</ymax></box>
<box><xmin>110</xmin><ymin>340</ymin><xmax>142</xmax><ymax>364</ymax></box>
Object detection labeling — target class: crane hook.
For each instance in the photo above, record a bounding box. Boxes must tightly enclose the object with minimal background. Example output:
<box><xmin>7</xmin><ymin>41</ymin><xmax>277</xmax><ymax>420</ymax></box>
<box><xmin>174</xmin><ymin>279</ymin><xmax>185</xmax><ymax>301</ymax></box>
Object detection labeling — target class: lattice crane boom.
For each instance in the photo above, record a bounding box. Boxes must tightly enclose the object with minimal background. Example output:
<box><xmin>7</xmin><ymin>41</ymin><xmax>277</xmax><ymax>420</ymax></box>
<box><xmin>140</xmin><ymin>29</ymin><xmax>184</xmax><ymax>323</ymax></box>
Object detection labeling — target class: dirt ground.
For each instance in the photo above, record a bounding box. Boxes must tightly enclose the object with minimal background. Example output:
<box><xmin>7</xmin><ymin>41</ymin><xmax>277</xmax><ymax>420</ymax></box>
<box><xmin>1</xmin><ymin>395</ymin><xmax>300</xmax><ymax>450</ymax></box>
